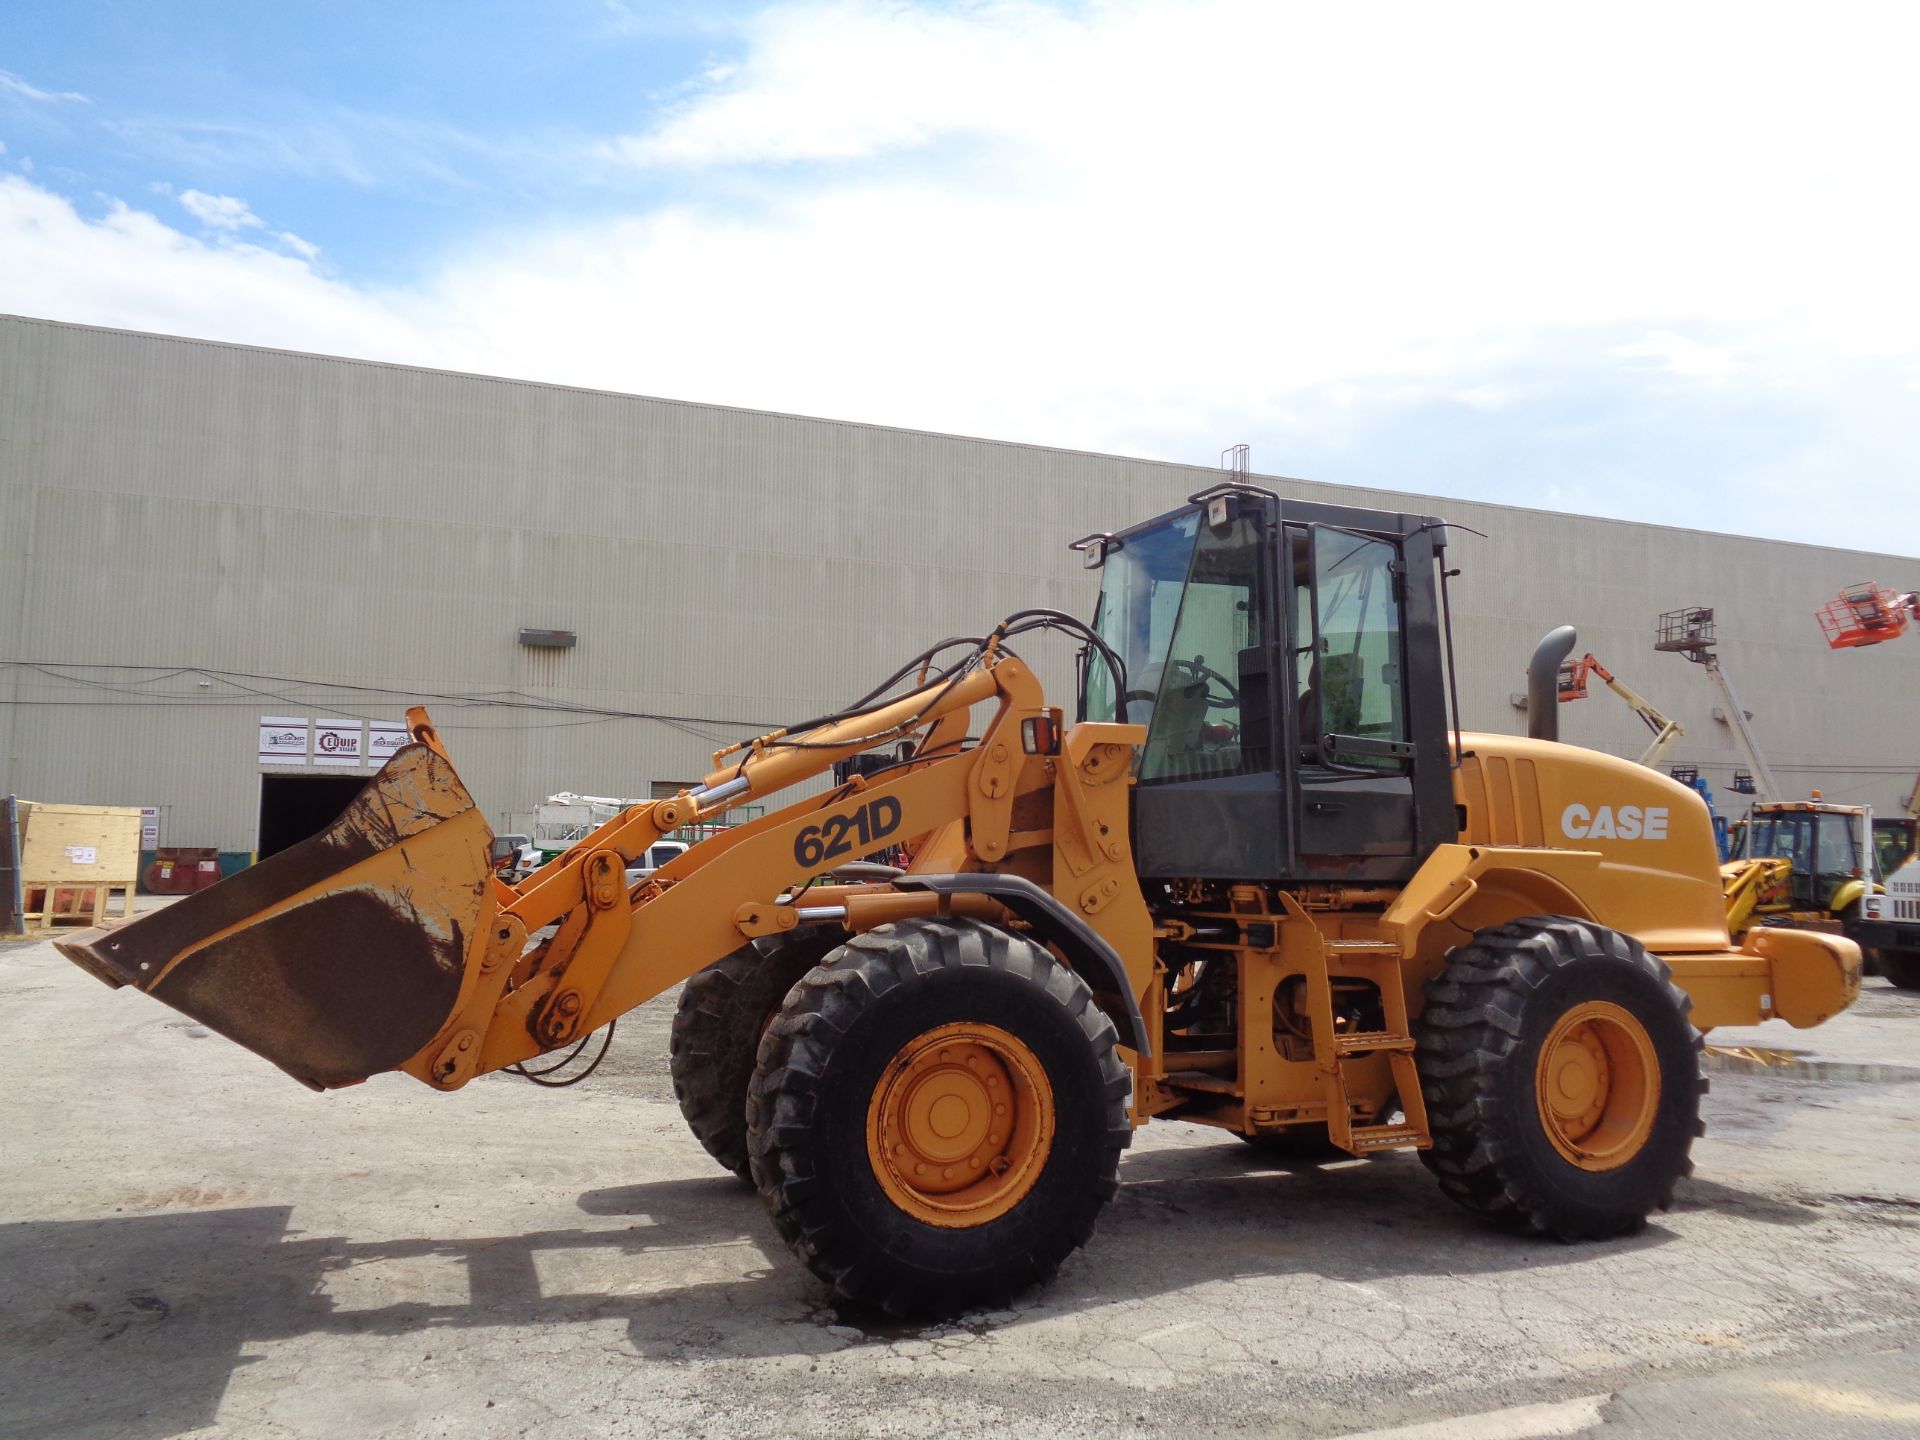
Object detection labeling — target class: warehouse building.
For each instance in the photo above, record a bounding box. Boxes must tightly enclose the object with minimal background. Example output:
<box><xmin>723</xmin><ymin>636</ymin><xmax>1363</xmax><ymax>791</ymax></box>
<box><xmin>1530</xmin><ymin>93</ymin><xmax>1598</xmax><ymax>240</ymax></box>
<box><xmin>2</xmin><ymin>313</ymin><xmax>1915</xmax><ymax>870</ymax></box>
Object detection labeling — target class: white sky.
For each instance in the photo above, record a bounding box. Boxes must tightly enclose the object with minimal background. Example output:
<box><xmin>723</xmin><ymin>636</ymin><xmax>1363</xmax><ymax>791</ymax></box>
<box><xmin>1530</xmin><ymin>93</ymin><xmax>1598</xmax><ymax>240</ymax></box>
<box><xmin>3</xmin><ymin>0</ymin><xmax>1917</xmax><ymax>553</ymax></box>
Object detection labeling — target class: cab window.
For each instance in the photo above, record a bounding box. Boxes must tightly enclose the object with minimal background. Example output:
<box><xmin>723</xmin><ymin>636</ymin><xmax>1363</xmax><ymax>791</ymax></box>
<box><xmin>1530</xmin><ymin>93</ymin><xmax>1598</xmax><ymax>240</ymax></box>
<box><xmin>1138</xmin><ymin>515</ymin><xmax>1263</xmax><ymax>783</ymax></box>
<box><xmin>1812</xmin><ymin>813</ymin><xmax>1861</xmax><ymax>883</ymax></box>
<box><xmin>1295</xmin><ymin>528</ymin><xmax>1406</xmax><ymax>768</ymax></box>
<box><xmin>1085</xmin><ymin>513</ymin><xmax>1198</xmax><ymax>727</ymax></box>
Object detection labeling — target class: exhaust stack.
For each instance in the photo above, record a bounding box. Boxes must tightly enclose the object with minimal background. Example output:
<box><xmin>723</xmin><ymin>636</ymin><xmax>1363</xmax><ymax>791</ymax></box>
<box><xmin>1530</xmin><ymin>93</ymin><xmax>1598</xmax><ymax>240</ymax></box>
<box><xmin>1527</xmin><ymin>626</ymin><xmax>1578</xmax><ymax>743</ymax></box>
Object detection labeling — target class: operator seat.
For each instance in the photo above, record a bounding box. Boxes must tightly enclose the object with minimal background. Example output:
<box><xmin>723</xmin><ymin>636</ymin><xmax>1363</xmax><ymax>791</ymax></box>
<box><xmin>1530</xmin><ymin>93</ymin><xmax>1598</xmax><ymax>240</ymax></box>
<box><xmin>1297</xmin><ymin>663</ymin><xmax>1322</xmax><ymax>763</ymax></box>
<box><xmin>1138</xmin><ymin>659</ymin><xmax>1223</xmax><ymax>778</ymax></box>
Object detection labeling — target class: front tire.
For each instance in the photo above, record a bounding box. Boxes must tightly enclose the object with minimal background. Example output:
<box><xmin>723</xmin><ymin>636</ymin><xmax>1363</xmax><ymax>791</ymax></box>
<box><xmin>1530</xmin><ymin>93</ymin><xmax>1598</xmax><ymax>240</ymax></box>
<box><xmin>1416</xmin><ymin>916</ymin><xmax>1703</xmax><ymax>1239</ymax></box>
<box><xmin>747</xmin><ymin>918</ymin><xmax>1131</xmax><ymax>1316</ymax></box>
<box><xmin>670</xmin><ymin>931</ymin><xmax>841</xmax><ymax>1178</ymax></box>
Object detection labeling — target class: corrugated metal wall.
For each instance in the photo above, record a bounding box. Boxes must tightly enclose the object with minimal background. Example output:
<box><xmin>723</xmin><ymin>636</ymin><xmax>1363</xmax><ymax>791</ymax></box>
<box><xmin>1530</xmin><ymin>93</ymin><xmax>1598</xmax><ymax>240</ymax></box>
<box><xmin>2</xmin><ymin>313</ymin><xmax>1915</xmax><ymax>851</ymax></box>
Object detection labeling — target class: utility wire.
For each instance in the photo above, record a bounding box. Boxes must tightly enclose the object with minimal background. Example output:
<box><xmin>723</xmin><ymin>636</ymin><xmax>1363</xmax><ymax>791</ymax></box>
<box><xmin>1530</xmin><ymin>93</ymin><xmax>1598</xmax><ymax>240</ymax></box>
<box><xmin>0</xmin><ymin>660</ymin><xmax>783</xmax><ymax>736</ymax></box>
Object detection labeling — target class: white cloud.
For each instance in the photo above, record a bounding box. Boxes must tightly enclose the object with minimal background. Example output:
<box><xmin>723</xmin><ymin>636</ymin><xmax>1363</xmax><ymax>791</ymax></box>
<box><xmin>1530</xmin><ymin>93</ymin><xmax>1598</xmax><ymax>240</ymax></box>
<box><xmin>107</xmin><ymin>109</ymin><xmax>540</xmax><ymax>191</ymax></box>
<box><xmin>179</xmin><ymin>189</ymin><xmax>263</xmax><ymax>230</ymax></box>
<box><xmin>1610</xmin><ymin>332</ymin><xmax>1740</xmax><ymax>384</ymax></box>
<box><xmin>606</xmin><ymin>0</ymin><xmax>1072</xmax><ymax>166</ymax></box>
<box><xmin>1</xmin><ymin>1</ymin><xmax>1917</xmax><ymax>553</ymax></box>
<box><xmin>0</xmin><ymin>70</ymin><xmax>90</xmax><ymax>105</ymax></box>
<box><xmin>276</xmin><ymin>229</ymin><xmax>320</xmax><ymax>260</ymax></box>
<box><xmin>173</xmin><ymin>187</ymin><xmax>318</xmax><ymax>259</ymax></box>
<box><xmin>599</xmin><ymin>0</ymin><xmax>647</xmax><ymax>37</ymax></box>
<box><xmin>0</xmin><ymin>177</ymin><xmax>456</xmax><ymax>365</ymax></box>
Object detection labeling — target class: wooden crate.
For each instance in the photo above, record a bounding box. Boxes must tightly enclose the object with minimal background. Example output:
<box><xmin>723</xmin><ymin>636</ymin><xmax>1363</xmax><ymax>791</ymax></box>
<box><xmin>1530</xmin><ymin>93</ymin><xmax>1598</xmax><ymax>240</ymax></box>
<box><xmin>17</xmin><ymin>801</ymin><xmax>141</xmax><ymax>931</ymax></box>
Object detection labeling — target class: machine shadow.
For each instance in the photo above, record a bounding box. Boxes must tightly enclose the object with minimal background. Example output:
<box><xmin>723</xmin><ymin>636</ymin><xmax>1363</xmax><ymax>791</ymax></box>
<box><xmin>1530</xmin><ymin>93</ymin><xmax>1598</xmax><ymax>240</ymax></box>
<box><xmin>2</xmin><ymin>1139</ymin><xmax>1733</xmax><ymax>1435</ymax></box>
<box><xmin>1668</xmin><ymin>1175</ymin><xmax>1824</xmax><ymax>1227</ymax></box>
<box><xmin>1083</xmin><ymin>1140</ymin><xmax>1682</xmax><ymax>1292</ymax></box>
<box><xmin>0</xmin><ymin>1181</ymin><xmax>793</xmax><ymax>1440</ymax></box>
<box><xmin>0</xmin><ymin>1205</ymin><xmax>300</xmax><ymax>1440</ymax></box>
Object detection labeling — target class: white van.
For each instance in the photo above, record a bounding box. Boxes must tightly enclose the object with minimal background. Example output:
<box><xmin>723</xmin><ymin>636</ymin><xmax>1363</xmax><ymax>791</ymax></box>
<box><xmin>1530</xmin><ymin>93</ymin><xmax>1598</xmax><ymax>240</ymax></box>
<box><xmin>624</xmin><ymin>840</ymin><xmax>689</xmax><ymax>885</ymax></box>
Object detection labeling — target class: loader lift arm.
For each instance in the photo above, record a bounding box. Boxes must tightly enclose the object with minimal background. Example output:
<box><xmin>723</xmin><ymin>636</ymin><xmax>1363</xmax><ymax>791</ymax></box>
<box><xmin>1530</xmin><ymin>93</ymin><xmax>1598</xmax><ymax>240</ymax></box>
<box><xmin>58</xmin><ymin>622</ymin><xmax>1151</xmax><ymax>1093</ymax></box>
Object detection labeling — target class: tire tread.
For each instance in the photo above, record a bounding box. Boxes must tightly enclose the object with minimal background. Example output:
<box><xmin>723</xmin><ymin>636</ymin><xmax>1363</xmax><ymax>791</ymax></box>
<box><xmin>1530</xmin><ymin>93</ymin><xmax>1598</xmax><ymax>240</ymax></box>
<box><xmin>747</xmin><ymin>917</ymin><xmax>1130</xmax><ymax>1316</ymax></box>
<box><xmin>1415</xmin><ymin>915</ymin><xmax>1703</xmax><ymax>1239</ymax></box>
<box><xmin>669</xmin><ymin>932</ymin><xmax>839</xmax><ymax>1178</ymax></box>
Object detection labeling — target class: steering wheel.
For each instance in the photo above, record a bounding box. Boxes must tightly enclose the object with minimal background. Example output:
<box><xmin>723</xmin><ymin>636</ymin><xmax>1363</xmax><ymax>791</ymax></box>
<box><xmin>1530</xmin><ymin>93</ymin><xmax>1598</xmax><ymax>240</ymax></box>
<box><xmin>1166</xmin><ymin>657</ymin><xmax>1239</xmax><ymax>709</ymax></box>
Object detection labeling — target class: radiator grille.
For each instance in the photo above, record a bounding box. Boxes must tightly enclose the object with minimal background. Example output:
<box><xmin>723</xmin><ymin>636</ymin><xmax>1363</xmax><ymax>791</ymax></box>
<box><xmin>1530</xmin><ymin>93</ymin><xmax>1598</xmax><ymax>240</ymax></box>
<box><xmin>1459</xmin><ymin>755</ymin><xmax>1545</xmax><ymax>847</ymax></box>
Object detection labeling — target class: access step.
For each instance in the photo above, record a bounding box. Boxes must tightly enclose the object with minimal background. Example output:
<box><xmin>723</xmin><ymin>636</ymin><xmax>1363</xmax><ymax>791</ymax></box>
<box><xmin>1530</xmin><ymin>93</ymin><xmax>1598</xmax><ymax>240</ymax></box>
<box><xmin>1345</xmin><ymin>1122</ymin><xmax>1430</xmax><ymax>1152</ymax></box>
<box><xmin>1332</xmin><ymin>1030</ymin><xmax>1416</xmax><ymax>1056</ymax></box>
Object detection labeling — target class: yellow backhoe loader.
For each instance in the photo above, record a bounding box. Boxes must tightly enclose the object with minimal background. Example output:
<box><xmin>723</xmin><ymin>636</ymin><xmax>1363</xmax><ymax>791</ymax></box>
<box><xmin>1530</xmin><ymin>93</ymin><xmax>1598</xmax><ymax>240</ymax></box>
<box><xmin>55</xmin><ymin>484</ymin><xmax>1860</xmax><ymax>1316</ymax></box>
<box><xmin>1722</xmin><ymin>795</ymin><xmax>1917</xmax><ymax>991</ymax></box>
<box><xmin>1721</xmin><ymin>798</ymin><xmax>1878</xmax><ymax>935</ymax></box>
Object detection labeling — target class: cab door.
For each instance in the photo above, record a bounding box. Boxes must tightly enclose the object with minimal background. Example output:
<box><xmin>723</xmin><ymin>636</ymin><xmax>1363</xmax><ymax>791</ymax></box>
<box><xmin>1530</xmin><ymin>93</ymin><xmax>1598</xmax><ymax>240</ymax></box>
<box><xmin>1288</xmin><ymin>524</ymin><xmax>1419</xmax><ymax>869</ymax></box>
<box><xmin>1130</xmin><ymin>502</ymin><xmax>1289</xmax><ymax>879</ymax></box>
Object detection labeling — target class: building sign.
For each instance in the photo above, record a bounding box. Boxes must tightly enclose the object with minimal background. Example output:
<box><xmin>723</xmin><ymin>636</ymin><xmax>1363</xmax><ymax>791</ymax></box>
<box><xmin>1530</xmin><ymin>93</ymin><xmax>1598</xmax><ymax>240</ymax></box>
<box><xmin>140</xmin><ymin>806</ymin><xmax>159</xmax><ymax>849</ymax></box>
<box><xmin>368</xmin><ymin>721</ymin><xmax>409</xmax><ymax>765</ymax></box>
<box><xmin>314</xmin><ymin>719</ymin><xmax>365</xmax><ymax>767</ymax></box>
<box><xmin>259</xmin><ymin>716</ymin><xmax>309</xmax><ymax>766</ymax></box>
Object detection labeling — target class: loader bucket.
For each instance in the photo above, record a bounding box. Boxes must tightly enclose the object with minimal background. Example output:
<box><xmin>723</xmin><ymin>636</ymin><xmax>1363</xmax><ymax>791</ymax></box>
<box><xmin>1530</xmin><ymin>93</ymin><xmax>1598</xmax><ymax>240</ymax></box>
<box><xmin>55</xmin><ymin>742</ymin><xmax>497</xmax><ymax>1091</ymax></box>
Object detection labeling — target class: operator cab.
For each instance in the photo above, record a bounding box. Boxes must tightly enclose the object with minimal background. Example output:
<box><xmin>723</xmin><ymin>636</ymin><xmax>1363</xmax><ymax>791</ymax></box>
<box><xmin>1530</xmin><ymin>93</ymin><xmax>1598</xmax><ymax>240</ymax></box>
<box><xmin>1743</xmin><ymin>803</ymin><xmax>1873</xmax><ymax>911</ymax></box>
<box><xmin>1078</xmin><ymin>484</ymin><xmax>1458</xmax><ymax>883</ymax></box>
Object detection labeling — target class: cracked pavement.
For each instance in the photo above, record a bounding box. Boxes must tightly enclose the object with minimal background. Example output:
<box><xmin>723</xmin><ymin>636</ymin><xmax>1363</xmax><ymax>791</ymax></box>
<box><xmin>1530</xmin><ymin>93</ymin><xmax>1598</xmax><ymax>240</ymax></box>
<box><xmin>3</xmin><ymin>917</ymin><xmax>1918</xmax><ymax>1439</ymax></box>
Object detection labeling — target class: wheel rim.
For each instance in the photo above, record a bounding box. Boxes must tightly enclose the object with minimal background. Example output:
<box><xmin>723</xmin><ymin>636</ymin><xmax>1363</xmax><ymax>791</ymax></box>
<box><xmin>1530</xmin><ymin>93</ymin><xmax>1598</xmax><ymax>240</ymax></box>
<box><xmin>866</xmin><ymin>1021</ymin><xmax>1055</xmax><ymax>1227</ymax></box>
<box><xmin>1534</xmin><ymin>1000</ymin><xmax>1660</xmax><ymax>1171</ymax></box>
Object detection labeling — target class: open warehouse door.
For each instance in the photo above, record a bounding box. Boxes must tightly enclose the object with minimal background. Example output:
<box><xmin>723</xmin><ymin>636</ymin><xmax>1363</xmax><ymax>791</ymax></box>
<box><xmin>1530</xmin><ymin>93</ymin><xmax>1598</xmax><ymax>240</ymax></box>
<box><xmin>257</xmin><ymin>774</ymin><xmax>365</xmax><ymax>861</ymax></box>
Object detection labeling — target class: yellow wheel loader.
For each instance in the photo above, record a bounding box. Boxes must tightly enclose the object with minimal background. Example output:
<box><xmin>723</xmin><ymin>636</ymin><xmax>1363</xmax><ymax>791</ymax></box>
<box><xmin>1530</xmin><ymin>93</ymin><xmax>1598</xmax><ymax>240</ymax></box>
<box><xmin>55</xmin><ymin>483</ymin><xmax>1861</xmax><ymax>1317</ymax></box>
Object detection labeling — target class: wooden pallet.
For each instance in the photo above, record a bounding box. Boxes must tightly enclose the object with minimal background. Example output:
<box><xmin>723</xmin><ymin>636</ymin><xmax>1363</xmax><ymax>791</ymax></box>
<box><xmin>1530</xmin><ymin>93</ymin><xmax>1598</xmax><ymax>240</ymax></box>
<box><xmin>20</xmin><ymin>879</ymin><xmax>136</xmax><ymax>931</ymax></box>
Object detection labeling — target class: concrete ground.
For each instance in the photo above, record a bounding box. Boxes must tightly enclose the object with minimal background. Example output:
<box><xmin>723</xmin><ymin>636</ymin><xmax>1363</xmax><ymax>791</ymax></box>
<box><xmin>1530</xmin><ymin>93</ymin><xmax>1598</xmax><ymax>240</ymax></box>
<box><xmin>3</xmin><ymin>906</ymin><xmax>1919</xmax><ymax>1439</ymax></box>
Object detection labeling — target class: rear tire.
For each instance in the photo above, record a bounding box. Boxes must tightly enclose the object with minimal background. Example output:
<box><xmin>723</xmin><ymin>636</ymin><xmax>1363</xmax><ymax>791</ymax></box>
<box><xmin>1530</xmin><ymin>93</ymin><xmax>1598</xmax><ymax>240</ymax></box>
<box><xmin>1882</xmin><ymin>950</ymin><xmax>1920</xmax><ymax>992</ymax></box>
<box><xmin>670</xmin><ymin>931</ymin><xmax>840</xmax><ymax>1178</ymax></box>
<box><xmin>747</xmin><ymin>918</ymin><xmax>1131</xmax><ymax>1316</ymax></box>
<box><xmin>1416</xmin><ymin>916</ymin><xmax>1703</xmax><ymax>1239</ymax></box>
